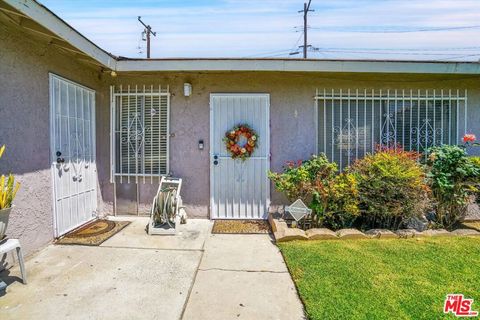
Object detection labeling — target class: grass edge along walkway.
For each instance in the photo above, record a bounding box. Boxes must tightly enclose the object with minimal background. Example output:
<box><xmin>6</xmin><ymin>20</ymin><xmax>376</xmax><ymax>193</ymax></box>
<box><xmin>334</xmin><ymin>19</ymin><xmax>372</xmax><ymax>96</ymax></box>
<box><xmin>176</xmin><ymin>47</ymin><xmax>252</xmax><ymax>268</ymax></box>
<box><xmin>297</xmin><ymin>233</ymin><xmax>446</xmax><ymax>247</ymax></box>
<box><xmin>279</xmin><ymin>237</ymin><xmax>480</xmax><ymax>320</ymax></box>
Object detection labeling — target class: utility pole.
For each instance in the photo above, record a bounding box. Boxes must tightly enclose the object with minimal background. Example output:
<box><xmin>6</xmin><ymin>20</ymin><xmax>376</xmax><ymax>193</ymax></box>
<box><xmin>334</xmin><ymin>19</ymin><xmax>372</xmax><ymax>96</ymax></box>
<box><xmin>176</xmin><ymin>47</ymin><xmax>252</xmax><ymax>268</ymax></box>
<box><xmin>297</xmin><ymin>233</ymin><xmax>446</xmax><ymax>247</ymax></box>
<box><xmin>299</xmin><ymin>0</ymin><xmax>314</xmax><ymax>59</ymax></box>
<box><xmin>138</xmin><ymin>16</ymin><xmax>157</xmax><ymax>58</ymax></box>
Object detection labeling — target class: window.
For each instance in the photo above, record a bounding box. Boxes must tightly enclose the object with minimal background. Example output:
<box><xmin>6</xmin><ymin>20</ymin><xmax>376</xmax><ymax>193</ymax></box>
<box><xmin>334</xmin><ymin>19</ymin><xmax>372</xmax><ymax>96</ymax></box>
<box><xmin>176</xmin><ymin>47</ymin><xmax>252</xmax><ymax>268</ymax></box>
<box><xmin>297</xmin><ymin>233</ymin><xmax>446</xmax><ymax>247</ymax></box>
<box><xmin>315</xmin><ymin>89</ymin><xmax>467</xmax><ymax>169</ymax></box>
<box><xmin>110</xmin><ymin>85</ymin><xmax>170</xmax><ymax>183</ymax></box>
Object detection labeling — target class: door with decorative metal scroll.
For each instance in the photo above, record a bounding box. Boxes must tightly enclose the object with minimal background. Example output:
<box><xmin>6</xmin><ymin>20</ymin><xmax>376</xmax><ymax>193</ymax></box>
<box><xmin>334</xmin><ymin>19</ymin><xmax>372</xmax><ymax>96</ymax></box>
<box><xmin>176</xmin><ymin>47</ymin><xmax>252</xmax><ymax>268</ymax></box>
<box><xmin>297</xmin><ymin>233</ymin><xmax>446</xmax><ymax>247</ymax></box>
<box><xmin>50</xmin><ymin>74</ymin><xmax>97</xmax><ymax>237</ymax></box>
<box><xmin>210</xmin><ymin>94</ymin><xmax>270</xmax><ymax>219</ymax></box>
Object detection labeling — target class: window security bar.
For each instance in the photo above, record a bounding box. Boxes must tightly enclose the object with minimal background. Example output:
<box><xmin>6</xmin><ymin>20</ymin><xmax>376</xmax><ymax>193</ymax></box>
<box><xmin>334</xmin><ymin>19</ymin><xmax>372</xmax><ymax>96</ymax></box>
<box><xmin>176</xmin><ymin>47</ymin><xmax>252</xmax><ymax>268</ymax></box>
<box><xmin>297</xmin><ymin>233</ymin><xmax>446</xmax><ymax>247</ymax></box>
<box><xmin>315</xmin><ymin>89</ymin><xmax>467</xmax><ymax>169</ymax></box>
<box><xmin>110</xmin><ymin>85</ymin><xmax>170</xmax><ymax>184</ymax></box>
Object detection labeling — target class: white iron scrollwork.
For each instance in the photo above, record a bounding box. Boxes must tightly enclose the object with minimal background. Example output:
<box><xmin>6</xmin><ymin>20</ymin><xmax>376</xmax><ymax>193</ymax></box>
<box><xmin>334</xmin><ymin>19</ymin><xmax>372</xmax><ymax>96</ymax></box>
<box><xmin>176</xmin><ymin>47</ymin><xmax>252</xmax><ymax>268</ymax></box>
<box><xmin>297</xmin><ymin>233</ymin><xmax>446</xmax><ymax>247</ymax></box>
<box><xmin>411</xmin><ymin>118</ymin><xmax>442</xmax><ymax>151</ymax></box>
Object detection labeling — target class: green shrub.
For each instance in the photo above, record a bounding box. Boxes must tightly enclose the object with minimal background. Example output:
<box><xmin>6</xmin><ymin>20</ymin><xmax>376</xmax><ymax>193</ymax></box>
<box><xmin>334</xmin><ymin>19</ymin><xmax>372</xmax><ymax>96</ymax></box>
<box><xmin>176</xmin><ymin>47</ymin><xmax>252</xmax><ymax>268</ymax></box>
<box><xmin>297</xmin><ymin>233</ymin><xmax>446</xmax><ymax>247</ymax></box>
<box><xmin>350</xmin><ymin>147</ymin><xmax>429</xmax><ymax>230</ymax></box>
<box><xmin>425</xmin><ymin>145</ymin><xmax>480</xmax><ymax>229</ymax></box>
<box><xmin>268</xmin><ymin>155</ymin><xmax>337</xmax><ymax>203</ymax></box>
<box><xmin>269</xmin><ymin>154</ymin><xmax>360</xmax><ymax>230</ymax></box>
<box><xmin>310</xmin><ymin>172</ymin><xmax>360</xmax><ymax>230</ymax></box>
<box><xmin>470</xmin><ymin>156</ymin><xmax>480</xmax><ymax>206</ymax></box>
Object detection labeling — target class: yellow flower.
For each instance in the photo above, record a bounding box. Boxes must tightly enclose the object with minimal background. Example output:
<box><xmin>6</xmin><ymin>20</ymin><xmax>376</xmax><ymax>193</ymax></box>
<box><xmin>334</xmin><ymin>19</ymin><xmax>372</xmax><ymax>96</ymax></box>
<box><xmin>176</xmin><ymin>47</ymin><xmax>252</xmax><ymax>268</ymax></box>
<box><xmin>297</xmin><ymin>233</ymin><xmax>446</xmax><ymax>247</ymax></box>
<box><xmin>241</xmin><ymin>148</ymin><xmax>247</xmax><ymax>153</ymax></box>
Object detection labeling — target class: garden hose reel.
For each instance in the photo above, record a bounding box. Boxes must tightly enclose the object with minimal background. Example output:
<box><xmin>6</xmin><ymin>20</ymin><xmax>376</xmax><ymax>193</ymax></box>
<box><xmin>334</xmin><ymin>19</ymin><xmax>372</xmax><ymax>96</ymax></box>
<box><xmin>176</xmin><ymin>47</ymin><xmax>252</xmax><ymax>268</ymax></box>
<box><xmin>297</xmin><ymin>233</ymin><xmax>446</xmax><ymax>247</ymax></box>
<box><xmin>148</xmin><ymin>177</ymin><xmax>187</xmax><ymax>235</ymax></box>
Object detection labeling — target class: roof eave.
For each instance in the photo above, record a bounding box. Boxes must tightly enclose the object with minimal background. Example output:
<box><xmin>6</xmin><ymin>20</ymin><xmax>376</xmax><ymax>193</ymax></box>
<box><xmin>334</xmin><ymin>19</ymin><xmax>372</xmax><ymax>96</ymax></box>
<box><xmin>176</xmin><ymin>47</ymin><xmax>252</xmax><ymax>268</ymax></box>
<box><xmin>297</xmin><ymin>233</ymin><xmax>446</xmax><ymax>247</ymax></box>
<box><xmin>4</xmin><ymin>0</ymin><xmax>116</xmax><ymax>69</ymax></box>
<box><xmin>115</xmin><ymin>59</ymin><xmax>480</xmax><ymax>74</ymax></box>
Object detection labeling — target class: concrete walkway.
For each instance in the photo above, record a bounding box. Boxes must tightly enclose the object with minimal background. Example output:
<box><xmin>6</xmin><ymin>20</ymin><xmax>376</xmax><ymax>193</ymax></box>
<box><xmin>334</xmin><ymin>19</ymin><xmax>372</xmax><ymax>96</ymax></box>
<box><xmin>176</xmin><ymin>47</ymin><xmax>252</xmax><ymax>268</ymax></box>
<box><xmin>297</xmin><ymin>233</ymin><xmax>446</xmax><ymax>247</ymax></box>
<box><xmin>183</xmin><ymin>234</ymin><xmax>305</xmax><ymax>320</ymax></box>
<box><xmin>0</xmin><ymin>218</ymin><xmax>304</xmax><ymax>320</ymax></box>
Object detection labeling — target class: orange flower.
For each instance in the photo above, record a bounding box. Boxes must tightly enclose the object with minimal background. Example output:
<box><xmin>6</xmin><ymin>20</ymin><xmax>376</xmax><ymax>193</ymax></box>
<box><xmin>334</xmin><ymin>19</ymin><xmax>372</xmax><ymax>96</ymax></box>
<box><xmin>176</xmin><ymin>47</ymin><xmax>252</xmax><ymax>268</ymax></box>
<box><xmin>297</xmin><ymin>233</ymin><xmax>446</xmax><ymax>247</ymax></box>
<box><xmin>463</xmin><ymin>134</ymin><xmax>476</xmax><ymax>143</ymax></box>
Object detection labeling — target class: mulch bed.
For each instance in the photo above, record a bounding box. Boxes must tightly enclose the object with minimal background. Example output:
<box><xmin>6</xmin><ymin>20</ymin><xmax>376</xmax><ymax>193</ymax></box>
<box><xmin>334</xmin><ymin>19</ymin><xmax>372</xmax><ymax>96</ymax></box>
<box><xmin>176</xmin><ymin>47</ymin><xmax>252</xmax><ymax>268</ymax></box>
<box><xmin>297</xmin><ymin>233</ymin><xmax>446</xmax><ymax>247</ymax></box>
<box><xmin>212</xmin><ymin>220</ymin><xmax>271</xmax><ymax>234</ymax></box>
<box><xmin>56</xmin><ymin>219</ymin><xmax>130</xmax><ymax>246</ymax></box>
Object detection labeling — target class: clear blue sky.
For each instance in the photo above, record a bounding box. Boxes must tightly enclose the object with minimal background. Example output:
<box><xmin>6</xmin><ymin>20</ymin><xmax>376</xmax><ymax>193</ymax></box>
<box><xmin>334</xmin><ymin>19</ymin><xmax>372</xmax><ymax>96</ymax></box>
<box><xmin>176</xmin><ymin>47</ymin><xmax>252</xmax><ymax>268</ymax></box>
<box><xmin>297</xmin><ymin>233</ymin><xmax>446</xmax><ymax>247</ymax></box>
<box><xmin>40</xmin><ymin>0</ymin><xmax>480</xmax><ymax>61</ymax></box>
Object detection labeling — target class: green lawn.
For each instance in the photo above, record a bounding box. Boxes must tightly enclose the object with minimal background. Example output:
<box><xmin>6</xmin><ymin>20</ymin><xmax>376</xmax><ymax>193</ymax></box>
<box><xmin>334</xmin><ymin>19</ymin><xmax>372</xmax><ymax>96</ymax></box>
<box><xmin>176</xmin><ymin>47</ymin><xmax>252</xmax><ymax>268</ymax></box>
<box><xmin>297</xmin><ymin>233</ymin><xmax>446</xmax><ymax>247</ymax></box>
<box><xmin>278</xmin><ymin>237</ymin><xmax>480</xmax><ymax>320</ymax></box>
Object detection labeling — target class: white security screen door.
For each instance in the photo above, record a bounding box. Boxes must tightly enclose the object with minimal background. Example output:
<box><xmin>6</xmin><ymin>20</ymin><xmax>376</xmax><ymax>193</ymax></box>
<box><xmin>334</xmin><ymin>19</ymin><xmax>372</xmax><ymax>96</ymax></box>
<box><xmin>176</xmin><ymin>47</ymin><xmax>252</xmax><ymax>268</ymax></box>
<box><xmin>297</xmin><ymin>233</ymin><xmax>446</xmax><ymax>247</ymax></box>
<box><xmin>210</xmin><ymin>94</ymin><xmax>270</xmax><ymax>219</ymax></box>
<box><xmin>50</xmin><ymin>74</ymin><xmax>97</xmax><ymax>237</ymax></box>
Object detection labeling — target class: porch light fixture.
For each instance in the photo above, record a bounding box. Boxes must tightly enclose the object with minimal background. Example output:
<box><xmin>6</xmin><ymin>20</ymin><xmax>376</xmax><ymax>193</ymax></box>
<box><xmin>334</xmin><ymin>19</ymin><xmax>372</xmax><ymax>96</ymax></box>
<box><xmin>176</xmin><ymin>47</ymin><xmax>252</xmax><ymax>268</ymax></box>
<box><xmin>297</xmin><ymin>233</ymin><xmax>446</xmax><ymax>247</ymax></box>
<box><xmin>183</xmin><ymin>83</ymin><xmax>192</xmax><ymax>97</ymax></box>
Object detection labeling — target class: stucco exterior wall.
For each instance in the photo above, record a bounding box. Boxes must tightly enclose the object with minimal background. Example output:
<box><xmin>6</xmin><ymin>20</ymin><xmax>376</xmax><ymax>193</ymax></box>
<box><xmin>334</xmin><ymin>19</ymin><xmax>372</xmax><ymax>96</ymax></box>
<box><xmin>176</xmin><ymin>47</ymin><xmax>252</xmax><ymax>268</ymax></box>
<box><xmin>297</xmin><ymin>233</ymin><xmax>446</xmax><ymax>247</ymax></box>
<box><xmin>105</xmin><ymin>72</ymin><xmax>480</xmax><ymax>218</ymax></box>
<box><xmin>2</xmin><ymin>15</ymin><xmax>480</xmax><ymax>257</ymax></box>
<box><xmin>0</xmin><ymin>22</ymin><xmax>108</xmax><ymax>256</ymax></box>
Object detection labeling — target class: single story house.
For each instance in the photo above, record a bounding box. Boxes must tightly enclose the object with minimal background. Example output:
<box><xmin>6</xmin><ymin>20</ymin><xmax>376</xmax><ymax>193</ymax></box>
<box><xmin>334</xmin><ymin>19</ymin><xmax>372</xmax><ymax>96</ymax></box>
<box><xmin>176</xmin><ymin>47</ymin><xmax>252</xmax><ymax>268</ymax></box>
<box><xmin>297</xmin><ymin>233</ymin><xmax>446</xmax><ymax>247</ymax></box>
<box><xmin>1</xmin><ymin>0</ymin><xmax>480</xmax><ymax>256</ymax></box>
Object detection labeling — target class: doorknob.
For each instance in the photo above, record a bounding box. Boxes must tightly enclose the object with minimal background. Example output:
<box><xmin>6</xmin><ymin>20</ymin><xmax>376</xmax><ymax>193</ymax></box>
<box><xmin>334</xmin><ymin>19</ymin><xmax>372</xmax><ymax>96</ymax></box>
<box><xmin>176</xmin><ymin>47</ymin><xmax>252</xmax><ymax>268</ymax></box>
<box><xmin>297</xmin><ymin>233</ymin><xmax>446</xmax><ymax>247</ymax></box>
<box><xmin>213</xmin><ymin>155</ymin><xmax>218</xmax><ymax>160</ymax></box>
<box><xmin>57</xmin><ymin>157</ymin><xmax>65</xmax><ymax>163</ymax></box>
<box><xmin>213</xmin><ymin>160</ymin><xmax>219</xmax><ymax>166</ymax></box>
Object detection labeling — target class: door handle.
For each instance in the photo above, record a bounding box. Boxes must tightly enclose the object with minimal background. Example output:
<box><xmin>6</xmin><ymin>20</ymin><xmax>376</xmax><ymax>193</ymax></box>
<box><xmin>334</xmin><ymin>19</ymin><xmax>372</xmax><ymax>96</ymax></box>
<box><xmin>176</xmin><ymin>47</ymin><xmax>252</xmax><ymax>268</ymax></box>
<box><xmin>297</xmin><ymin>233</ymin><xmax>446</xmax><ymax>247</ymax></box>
<box><xmin>213</xmin><ymin>160</ymin><xmax>219</xmax><ymax>166</ymax></box>
<box><xmin>56</xmin><ymin>151</ymin><xmax>65</xmax><ymax>163</ymax></box>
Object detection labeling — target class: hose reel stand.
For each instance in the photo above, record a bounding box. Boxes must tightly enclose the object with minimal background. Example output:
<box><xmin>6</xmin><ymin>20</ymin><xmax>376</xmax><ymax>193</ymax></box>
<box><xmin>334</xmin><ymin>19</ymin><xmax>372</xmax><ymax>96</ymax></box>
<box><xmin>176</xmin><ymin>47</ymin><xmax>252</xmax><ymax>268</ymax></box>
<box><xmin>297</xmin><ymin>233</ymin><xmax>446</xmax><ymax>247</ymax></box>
<box><xmin>148</xmin><ymin>177</ymin><xmax>186</xmax><ymax>235</ymax></box>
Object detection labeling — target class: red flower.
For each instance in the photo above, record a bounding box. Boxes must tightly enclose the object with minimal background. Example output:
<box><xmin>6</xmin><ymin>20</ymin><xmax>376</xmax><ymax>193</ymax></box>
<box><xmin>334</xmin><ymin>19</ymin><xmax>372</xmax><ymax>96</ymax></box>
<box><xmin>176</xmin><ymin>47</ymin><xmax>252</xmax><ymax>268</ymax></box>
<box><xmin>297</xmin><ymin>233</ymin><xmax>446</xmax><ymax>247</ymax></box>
<box><xmin>463</xmin><ymin>134</ymin><xmax>476</xmax><ymax>143</ymax></box>
<box><xmin>285</xmin><ymin>160</ymin><xmax>295</xmax><ymax>168</ymax></box>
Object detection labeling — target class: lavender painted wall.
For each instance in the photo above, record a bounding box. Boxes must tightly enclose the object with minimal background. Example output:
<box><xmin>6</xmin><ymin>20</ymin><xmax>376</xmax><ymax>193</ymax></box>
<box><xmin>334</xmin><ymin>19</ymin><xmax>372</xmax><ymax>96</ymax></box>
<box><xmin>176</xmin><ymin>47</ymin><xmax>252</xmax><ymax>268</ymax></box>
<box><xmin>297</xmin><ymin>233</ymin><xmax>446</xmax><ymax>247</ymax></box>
<box><xmin>2</xmin><ymin>13</ymin><xmax>480</xmax><ymax>258</ymax></box>
<box><xmin>103</xmin><ymin>72</ymin><xmax>480</xmax><ymax>218</ymax></box>
<box><xmin>0</xmin><ymin>22</ymin><xmax>107</xmax><ymax>257</ymax></box>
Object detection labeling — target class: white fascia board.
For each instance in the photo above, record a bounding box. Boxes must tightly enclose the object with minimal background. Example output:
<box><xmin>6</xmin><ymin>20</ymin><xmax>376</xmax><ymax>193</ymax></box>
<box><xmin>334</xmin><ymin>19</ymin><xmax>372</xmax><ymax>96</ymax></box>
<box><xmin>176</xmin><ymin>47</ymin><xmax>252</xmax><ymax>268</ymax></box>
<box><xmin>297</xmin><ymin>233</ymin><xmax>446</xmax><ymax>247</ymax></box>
<box><xmin>115</xmin><ymin>59</ymin><xmax>480</xmax><ymax>75</ymax></box>
<box><xmin>5</xmin><ymin>0</ymin><xmax>116</xmax><ymax>69</ymax></box>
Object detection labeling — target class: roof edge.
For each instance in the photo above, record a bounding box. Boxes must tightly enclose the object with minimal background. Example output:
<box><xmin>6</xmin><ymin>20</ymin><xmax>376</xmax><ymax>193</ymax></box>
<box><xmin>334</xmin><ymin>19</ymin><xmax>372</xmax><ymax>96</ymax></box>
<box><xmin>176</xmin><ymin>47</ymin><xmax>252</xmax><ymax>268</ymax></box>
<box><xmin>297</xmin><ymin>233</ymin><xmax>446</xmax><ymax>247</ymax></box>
<box><xmin>4</xmin><ymin>0</ymin><xmax>116</xmax><ymax>69</ymax></box>
<box><xmin>115</xmin><ymin>58</ymin><xmax>480</xmax><ymax>74</ymax></box>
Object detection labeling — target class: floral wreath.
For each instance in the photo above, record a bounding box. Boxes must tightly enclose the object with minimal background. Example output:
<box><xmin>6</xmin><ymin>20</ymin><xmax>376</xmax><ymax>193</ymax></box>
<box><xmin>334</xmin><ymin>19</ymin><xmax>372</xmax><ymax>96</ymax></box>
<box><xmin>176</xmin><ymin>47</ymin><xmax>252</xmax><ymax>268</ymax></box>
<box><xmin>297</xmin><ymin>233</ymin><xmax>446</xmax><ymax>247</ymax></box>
<box><xmin>223</xmin><ymin>124</ymin><xmax>258</xmax><ymax>160</ymax></box>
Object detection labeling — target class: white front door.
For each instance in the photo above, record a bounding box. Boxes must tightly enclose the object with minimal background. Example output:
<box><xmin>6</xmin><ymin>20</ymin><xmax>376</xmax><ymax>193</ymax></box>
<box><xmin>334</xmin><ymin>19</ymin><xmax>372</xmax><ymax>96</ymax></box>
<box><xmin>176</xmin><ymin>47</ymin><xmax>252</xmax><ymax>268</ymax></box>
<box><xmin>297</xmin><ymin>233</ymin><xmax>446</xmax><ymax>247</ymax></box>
<box><xmin>210</xmin><ymin>94</ymin><xmax>270</xmax><ymax>219</ymax></box>
<box><xmin>50</xmin><ymin>74</ymin><xmax>97</xmax><ymax>237</ymax></box>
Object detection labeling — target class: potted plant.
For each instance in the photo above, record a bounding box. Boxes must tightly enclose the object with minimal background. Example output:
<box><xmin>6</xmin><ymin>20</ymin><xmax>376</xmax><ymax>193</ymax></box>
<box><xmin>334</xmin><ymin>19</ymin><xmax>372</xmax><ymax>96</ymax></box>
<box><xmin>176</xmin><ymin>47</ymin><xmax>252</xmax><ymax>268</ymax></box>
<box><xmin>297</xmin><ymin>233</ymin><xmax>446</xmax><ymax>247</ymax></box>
<box><xmin>0</xmin><ymin>145</ymin><xmax>20</xmax><ymax>240</ymax></box>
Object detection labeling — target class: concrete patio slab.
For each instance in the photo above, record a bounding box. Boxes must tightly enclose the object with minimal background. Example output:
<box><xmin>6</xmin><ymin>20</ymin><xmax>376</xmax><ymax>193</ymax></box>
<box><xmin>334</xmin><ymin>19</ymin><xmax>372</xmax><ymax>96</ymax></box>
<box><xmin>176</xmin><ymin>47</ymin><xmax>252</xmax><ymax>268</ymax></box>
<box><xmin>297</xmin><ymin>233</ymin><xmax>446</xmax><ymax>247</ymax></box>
<box><xmin>0</xmin><ymin>245</ymin><xmax>201</xmax><ymax>320</ymax></box>
<box><xmin>101</xmin><ymin>217</ymin><xmax>212</xmax><ymax>250</ymax></box>
<box><xmin>183</xmin><ymin>234</ymin><xmax>305</xmax><ymax>320</ymax></box>
<box><xmin>183</xmin><ymin>269</ymin><xmax>305</xmax><ymax>320</ymax></box>
<box><xmin>200</xmin><ymin>234</ymin><xmax>288</xmax><ymax>272</ymax></box>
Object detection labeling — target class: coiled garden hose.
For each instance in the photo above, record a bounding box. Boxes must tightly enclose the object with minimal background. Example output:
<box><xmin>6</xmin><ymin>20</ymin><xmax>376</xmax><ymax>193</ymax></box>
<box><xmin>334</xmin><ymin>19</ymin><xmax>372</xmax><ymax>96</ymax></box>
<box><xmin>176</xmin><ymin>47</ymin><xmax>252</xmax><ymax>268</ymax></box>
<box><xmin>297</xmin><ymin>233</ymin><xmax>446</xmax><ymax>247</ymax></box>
<box><xmin>152</xmin><ymin>187</ymin><xmax>178</xmax><ymax>228</ymax></box>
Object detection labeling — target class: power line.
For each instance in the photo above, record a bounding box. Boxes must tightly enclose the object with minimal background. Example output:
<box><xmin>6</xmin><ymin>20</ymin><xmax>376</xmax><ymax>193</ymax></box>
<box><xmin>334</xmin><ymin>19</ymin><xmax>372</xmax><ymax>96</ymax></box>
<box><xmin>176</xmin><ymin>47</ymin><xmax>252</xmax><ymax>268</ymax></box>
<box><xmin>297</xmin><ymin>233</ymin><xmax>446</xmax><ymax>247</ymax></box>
<box><xmin>244</xmin><ymin>49</ymin><xmax>295</xmax><ymax>58</ymax></box>
<box><xmin>311</xmin><ymin>46</ymin><xmax>480</xmax><ymax>52</ymax></box>
<box><xmin>246</xmin><ymin>30</ymin><xmax>305</xmax><ymax>58</ymax></box>
<box><xmin>435</xmin><ymin>53</ymin><xmax>480</xmax><ymax>61</ymax></box>
<box><xmin>308</xmin><ymin>25</ymin><xmax>480</xmax><ymax>33</ymax></box>
<box><xmin>308</xmin><ymin>48</ymin><xmax>480</xmax><ymax>61</ymax></box>
<box><xmin>289</xmin><ymin>31</ymin><xmax>304</xmax><ymax>56</ymax></box>
<box><xmin>309</xmin><ymin>48</ymin><xmax>480</xmax><ymax>56</ymax></box>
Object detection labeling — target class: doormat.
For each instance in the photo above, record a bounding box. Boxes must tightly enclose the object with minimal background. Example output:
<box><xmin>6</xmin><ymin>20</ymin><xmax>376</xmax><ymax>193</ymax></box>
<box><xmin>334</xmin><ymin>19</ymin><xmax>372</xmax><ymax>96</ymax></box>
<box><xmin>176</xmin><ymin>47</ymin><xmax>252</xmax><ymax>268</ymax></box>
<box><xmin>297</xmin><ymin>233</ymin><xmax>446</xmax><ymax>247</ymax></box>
<box><xmin>212</xmin><ymin>220</ymin><xmax>271</xmax><ymax>234</ymax></box>
<box><xmin>56</xmin><ymin>219</ymin><xmax>131</xmax><ymax>246</ymax></box>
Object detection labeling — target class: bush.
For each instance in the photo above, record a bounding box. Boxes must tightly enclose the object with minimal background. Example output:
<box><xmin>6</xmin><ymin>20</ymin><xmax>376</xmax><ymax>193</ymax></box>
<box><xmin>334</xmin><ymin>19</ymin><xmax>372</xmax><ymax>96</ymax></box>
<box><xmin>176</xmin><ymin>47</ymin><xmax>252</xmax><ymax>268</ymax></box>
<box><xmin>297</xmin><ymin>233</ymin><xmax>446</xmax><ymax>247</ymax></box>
<box><xmin>425</xmin><ymin>145</ymin><xmax>480</xmax><ymax>229</ymax></box>
<box><xmin>350</xmin><ymin>147</ymin><xmax>429</xmax><ymax>230</ymax></box>
<box><xmin>470</xmin><ymin>156</ymin><xmax>480</xmax><ymax>206</ymax></box>
<box><xmin>310</xmin><ymin>172</ymin><xmax>360</xmax><ymax>230</ymax></box>
<box><xmin>268</xmin><ymin>155</ymin><xmax>337</xmax><ymax>204</ymax></box>
<box><xmin>269</xmin><ymin>154</ymin><xmax>360</xmax><ymax>230</ymax></box>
